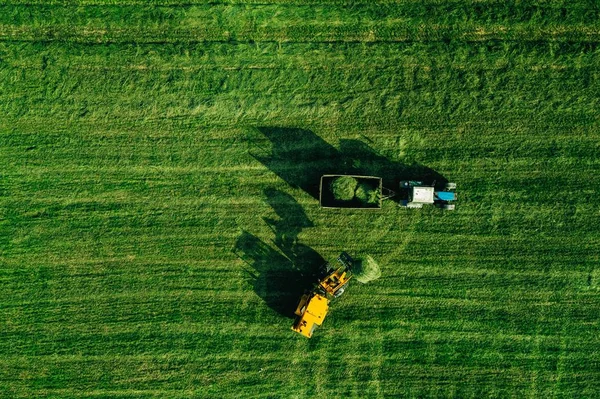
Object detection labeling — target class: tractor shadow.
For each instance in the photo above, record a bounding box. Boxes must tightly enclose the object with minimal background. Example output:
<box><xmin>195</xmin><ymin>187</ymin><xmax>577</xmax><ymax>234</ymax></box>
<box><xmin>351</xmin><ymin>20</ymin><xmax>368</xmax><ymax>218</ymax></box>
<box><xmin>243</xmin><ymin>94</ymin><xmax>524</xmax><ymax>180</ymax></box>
<box><xmin>249</xmin><ymin>127</ymin><xmax>448</xmax><ymax>202</ymax></box>
<box><xmin>233</xmin><ymin>189</ymin><xmax>324</xmax><ymax>318</ymax></box>
<box><xmin>338</xmin><ymin>139</ymin><xmax>449</xmax><ymax>198</ymax></box>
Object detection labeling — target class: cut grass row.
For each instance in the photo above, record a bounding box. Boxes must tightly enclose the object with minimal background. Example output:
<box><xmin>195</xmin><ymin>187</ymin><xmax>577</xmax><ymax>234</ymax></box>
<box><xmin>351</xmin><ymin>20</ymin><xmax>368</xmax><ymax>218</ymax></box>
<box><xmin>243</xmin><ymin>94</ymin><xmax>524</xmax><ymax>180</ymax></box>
<box><xmin>4</xmin><ymin>41</ymin><xmax>600</xmax><ymax>71</ymax></box>
<box><xmin>2</xmin><ymin>42</ymin><xmax>598</xmax><ymax>128</ymax></box>
<box><xmin>0</xmin><ymin>1</ymin><xmax>599</xmax><ymax>45</ymax></box>
<box><xmin>2</xmin><ymin>2</ymin><xmax>600</xmax><ymax>26</ymax></box>
<box><xmin>1</xmin><ymin>24</ymin><xmax>599</xmax><ymax>45</ymax></box>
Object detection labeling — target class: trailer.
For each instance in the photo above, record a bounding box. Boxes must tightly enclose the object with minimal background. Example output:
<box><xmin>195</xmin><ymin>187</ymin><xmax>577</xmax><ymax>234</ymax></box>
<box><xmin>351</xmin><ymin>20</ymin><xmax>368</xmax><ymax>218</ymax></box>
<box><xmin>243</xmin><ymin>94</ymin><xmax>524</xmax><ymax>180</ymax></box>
<box><xmin>319</xmin><ymin>175</ymin><xmax>395</xmax><ymax>209</ymax></box>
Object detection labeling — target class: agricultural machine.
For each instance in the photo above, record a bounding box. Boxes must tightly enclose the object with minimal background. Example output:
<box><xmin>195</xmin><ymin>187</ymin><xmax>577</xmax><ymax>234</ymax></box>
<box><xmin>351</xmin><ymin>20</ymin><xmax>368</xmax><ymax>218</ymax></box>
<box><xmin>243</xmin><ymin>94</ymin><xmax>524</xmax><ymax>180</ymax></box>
<box><xmin>320</xmin><ymin>174</ymin><xmax>457</xmax><ymax>210</ymax></box>
<box><xmin>398</xmin><ymin>181</ymin><xmax>457</xmax><ymax>210</ymax></box>
<box><xmin>291</xmin><ymin>252</ymin><xmax>355</xmax><ymax>338</ymax></box>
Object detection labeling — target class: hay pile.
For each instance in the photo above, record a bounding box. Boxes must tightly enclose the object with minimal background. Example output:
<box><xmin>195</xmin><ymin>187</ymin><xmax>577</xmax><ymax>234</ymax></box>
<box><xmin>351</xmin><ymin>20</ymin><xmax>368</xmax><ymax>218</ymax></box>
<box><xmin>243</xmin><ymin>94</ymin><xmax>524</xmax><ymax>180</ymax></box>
<box><xmin>354</xmin><ymin>182</ymin><xmax>379</xmax><ymax>204</ymax></box>
<box><xmin>331</xmin><ymin>176</ymin><xmax>358</xmax><ymax>201</ymax></box>
<box><xmin>354</xmin><ymin>256</ymin><xmax>381</xmax><ymax>284</ymax></box>
<box><xmin>331</xmin><ymin>177</ymin><xmax>379</xmax><ymax>204</ymax></box>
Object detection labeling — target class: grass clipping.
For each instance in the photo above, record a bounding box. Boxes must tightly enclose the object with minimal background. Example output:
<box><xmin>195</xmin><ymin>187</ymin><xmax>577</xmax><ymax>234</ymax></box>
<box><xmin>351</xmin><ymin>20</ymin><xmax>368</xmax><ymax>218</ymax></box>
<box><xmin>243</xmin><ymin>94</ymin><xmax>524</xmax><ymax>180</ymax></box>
<box><xmin>331</xmin><ymin>176</ymin><xmax>358</xmax><ymax>201</ymax></box>
<box><xmin>354</xmin><ymin>256</ymin><xmax>381</xmax><ymax>284</ymax></box>
<box><xmin>355</xmin><ymin>182</ymin><xmax>379</xmax><ymax>204</ymax></box>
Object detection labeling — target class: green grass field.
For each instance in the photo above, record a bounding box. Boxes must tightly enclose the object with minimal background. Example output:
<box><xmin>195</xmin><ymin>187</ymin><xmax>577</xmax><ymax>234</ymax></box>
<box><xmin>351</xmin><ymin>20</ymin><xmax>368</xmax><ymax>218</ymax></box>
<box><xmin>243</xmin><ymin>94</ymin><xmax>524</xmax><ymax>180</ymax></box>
<box><xmin>1</xmin><ymin>1</ymin><xmax>600</xmax><ymax>397</ymax></box>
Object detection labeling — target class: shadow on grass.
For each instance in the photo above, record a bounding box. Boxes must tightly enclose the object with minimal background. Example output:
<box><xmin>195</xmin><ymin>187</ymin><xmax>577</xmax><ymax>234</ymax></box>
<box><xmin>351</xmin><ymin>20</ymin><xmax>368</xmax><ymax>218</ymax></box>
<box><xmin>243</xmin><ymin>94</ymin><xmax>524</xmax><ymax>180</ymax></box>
<box><xmin>338</xmin><ymin>139</ymin><xmax>448</xmax><ymax>192</ymax></box>
<box><xmin>233</xmin><ymin>189</ymin><xmax>324</xmax><ymax>318</ymax></box>
<box><xmin>249</xmin><ymin>127</ymin><xmax>345</xmax><ymax>199</ymax></box>
<box><xmin>249</xmin><ymin>127</ymin><xmax>448</xmax><ymax>202</ymax></box>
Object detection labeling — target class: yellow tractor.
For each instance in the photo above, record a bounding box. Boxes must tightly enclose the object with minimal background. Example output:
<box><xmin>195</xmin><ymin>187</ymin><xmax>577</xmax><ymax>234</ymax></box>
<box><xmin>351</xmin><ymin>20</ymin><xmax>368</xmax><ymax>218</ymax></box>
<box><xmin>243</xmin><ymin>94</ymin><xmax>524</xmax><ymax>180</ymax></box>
<box><xmin>291</xmin><ymin>252</ymin><xmax>354</xmax><ymax>338</ymax></box>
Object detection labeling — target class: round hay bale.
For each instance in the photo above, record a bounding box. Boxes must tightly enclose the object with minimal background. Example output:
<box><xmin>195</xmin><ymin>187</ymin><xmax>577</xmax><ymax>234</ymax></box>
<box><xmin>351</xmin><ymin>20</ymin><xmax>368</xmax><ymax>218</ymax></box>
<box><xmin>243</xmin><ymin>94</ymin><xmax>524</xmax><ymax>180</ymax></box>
<box><xmin>354</xmin><ymin>256</ymin><xmax>381</xmax><ymax>284</ymax></box>
<box><xmin>355</xmin><ymin>183</ymin><xmax>379</xmax><ymax>204</ymax></box>
<box><xmin>330</xmin><ymin>176</ymin><xmax>358</xmax><ymax>201</ymax></box>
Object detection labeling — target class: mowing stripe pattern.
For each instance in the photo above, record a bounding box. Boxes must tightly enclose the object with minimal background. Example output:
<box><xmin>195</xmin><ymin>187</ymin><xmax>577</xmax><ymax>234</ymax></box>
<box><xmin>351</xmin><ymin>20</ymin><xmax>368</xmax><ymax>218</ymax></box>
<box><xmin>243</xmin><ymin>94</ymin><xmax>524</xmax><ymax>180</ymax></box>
<box><xmin>1</xmin><ymin>1</ymin><xmax>599</xmax><ymax>398</ymax></box>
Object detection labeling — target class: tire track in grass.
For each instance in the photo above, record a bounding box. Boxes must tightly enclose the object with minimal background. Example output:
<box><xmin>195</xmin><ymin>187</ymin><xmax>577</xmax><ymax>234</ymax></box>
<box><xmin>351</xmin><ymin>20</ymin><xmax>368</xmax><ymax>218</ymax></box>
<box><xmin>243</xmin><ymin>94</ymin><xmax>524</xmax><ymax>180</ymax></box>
<box><xmin>1</xmin><ymin>7</ymin><xmax>600</xmax><ymax>44</ymax></box>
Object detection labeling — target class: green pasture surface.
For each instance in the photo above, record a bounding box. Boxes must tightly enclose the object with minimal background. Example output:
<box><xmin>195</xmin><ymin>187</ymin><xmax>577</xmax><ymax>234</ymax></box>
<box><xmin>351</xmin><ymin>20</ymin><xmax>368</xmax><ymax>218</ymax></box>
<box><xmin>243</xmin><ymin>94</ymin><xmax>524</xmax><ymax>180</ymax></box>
<box><xmin>1</xmin><ymin>1</ymin><xmax>600</xmax><ymax>397</ymax></box>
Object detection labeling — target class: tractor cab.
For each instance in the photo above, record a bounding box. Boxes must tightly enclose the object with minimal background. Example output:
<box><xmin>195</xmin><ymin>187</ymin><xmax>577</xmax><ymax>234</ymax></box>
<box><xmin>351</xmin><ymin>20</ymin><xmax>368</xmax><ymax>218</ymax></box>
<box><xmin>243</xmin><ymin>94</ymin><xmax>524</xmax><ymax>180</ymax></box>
<box><xmin>399</xmin><ymin>181</ymin><xmax>457</xmax><ymax>210</ymax></box>
<box><xmin>408</xmin><ymin>186</ymin><xmax>435</xmax><ymax>207</ymax></box>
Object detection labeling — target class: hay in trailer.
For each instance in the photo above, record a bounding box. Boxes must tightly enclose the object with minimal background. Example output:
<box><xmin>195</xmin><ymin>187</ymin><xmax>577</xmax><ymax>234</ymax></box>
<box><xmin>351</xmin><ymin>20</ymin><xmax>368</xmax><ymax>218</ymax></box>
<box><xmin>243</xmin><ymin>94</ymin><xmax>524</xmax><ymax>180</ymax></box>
<box><xmin>355</xmin><ymin>182</ymin><xmax>379</xmax><ymax>204</ymax></box>
<box><xmin>330</xmin><ymin>176</ymin><xmax>358</xmax><ymax>201</ymax></box>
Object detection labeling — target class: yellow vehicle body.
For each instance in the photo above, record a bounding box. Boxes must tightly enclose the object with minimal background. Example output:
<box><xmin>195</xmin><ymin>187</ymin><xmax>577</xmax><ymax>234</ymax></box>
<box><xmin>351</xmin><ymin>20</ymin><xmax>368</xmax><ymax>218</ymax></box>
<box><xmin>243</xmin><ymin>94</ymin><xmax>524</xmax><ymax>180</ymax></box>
<box><xmin>318</xmin><ymin>267</ymin><xmax>351</xmax><ymax>298</ymax></box>
<box><xmin>292</xmin><ymin>260</ymin><xmax>353</xmax><ymax>338</ymax></box>
<box><xmin>291</xmin><ymin>293</ymin><xmax>329</xmax><ymax>338</ymax></box>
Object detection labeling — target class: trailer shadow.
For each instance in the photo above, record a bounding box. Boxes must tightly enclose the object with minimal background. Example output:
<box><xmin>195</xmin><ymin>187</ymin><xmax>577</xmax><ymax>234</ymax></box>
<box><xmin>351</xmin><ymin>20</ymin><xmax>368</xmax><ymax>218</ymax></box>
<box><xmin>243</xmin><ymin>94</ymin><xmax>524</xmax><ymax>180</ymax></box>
<box><xmin>249</xmin><ymin>127</ymin><xmax>448</xmax><ymax>202</ymax></box>
<box><xmin>233</xmin><ymin>189</ymin><xmax>324</xmax><ymax>318</ymax></box>
<box><xmin>248</xmin><ymin>127</ymin><xmax>350</xmax><ymax>200</ymax></box>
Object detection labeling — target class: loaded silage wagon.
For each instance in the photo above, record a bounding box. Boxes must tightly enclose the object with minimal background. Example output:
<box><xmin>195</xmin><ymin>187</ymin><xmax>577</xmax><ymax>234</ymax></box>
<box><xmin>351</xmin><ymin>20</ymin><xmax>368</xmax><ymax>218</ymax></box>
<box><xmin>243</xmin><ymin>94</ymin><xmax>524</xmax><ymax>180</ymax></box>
<box><xmin>319</xmin><ymin>175</ymin><xmax>393</xmax><ymax>209</ymax></box>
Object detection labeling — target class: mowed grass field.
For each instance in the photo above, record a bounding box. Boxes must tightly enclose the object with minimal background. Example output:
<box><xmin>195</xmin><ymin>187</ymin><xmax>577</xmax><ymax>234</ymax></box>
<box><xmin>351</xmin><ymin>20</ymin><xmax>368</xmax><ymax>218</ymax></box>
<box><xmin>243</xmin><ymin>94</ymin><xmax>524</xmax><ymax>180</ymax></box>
<box><xmin>1</xmin><ymin>1</ymin><xmax>600</xmax><ymax>397</ymax></box>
